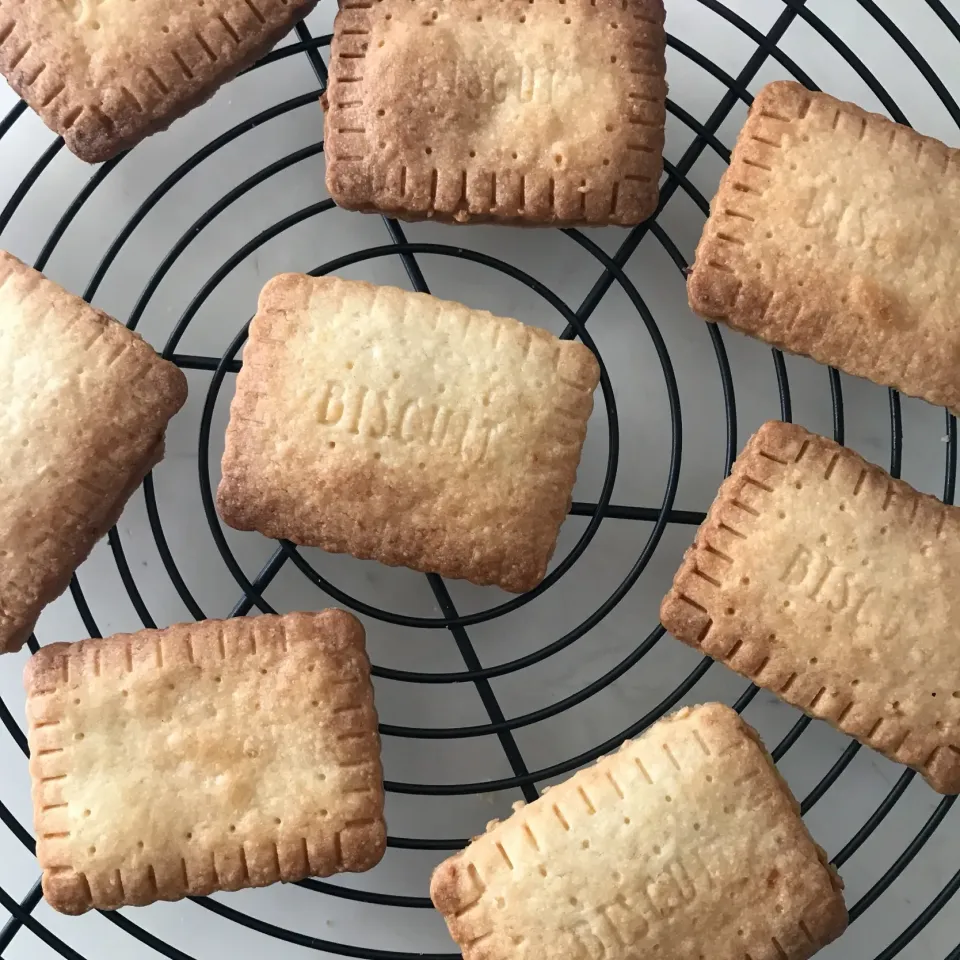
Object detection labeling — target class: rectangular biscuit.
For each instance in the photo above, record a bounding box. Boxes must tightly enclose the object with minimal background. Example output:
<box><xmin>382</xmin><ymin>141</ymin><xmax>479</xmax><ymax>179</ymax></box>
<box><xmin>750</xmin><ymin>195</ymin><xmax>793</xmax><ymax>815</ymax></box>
<box><xmin>25</xmin><ymin>610</ymin><xmax>386</xmax><ymax>915</ymax></box>
<box><xmin>688</xmin><ymin>80</ymin><xmax>960</xmax><ymax>415</ymax></box>
<box><xmin>216</xmin><ymin>274</ymin><xmax>600</xmax><ymax>593</ymax></box>
<box><xmin>431</xmin><ymin>703</ymin><xmax>846</xmax><ymax>960</ymax></box>
<box><xmin>324</xmin><ymin>0</ymin><xmax>666</xmax><ymax>225</ymax></box>
<box><xmin>0</xmin><ymin>251</ymin><xmax>187</xmax><ymax>655</ymax></box>
<box><xmin>660</xmin><ymin>421</ymin><xmax>960</xmax><ymax>795</ymax></box>
<box><xmin>0</xmin><ymin>0</ymin><xmax>318</xmax><ymax>162</ymax></box>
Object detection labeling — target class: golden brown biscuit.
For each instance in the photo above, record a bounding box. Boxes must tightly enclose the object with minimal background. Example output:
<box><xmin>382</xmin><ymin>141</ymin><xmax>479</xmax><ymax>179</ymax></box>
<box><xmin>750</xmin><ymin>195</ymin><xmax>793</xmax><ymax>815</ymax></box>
<box><xmin>661</xmin><ymin>421</ymin><xmax>960</xmax><ymax>794</ymax></box>
<box><xmin>0</xmin><ymin>0</ymin><xmax>318</xmax><ymax>162</ymax></box>
<box><xmin>324</xmin><ymin>0</ymin><xmax>666</xmax><ymax>225</ymax></box>
<box><xmin>0</xmin><ymin>251</ymin><xmax>186</xmax><ymax>655</ymax></box>
<box><xmin>688</xmin><ymin>81</ymin><xmax>960</xmax><ymax>414</ymax></box>
<box><xmin>431</xmin><ymin>703</ymin><xmax>846</xmax><ymax>960</ymax></box>
<box><xmin>25</xmin><ymin>610</ymin><xmax>386</xmax><ymax>915</ymax></box>
<box><xmin>217</xmin><ymin>274</ymin><xmax>599</xmax><ymax>592</ymax></box>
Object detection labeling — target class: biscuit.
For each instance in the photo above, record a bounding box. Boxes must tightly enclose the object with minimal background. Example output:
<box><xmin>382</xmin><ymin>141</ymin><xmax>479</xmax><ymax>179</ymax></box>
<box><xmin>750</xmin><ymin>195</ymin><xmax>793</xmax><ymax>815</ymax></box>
<box><xmin>216</xmin><ymin>274</ymin><xmax>599</xmax><ymax>593</ymax></box>
<box><xmin>324</xmin><ymin>0</ymin><xmax>666</xmax><ymax>225</ymax></box>
<box><xmin>25</xmin><ymin>610</ymin><xmax>386</xmax><ymax>915</ymax></box>
<box><xmin>431</xmin><ymin>703</ymin><xmax>847</xmax><ymax>960</ymax></box>
<box><xmin>0</xmin><ymin>251</ymin><xmax>187</xmax><ymax>655</ymax></box>
<box><xmin>660</xmin><ymin>421</ymin><xmax>960</xmax><ymax>795</ymax></box>
<box><xmin>0</xmin><ymin>0</ymin><xmax>318</xmax><ymax>162</ymax></box>
<box><xmin>688</xmin><ymin>81</ymin><xmax>960</xmax><ymax>415</ymax></box>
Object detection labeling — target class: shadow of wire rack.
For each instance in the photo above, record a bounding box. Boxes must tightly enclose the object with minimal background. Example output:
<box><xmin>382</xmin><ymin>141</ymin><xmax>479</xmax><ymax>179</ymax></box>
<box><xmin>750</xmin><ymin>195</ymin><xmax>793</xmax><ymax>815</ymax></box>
<box><xmin>0</xmin><ymin>1</ymin><xmax>959</xmax><ymax>958</ymax></box>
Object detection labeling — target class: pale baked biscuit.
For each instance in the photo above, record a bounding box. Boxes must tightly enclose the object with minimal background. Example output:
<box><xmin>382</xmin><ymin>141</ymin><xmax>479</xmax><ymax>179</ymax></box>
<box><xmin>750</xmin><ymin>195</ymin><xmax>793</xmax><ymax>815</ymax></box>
<box><xmin>324</xmin><ymin>0</ymin><xmax>666</xmax><ymax>225</ymax></box>
<box><xmin>431</xmin><ymin>703</ymin><xmax>846</xmax><ymax>960</ymax></box>
<box><xmin>0</xmin><ymin>0</ymin><xmax>318</xmax><ymax>162</ymax></box>
<box><xmin>217</xmin><ymin>274</ymin><xmax>600</xmax><ymax>593</ymax></box>
<box><xmin>25</xmin><ymin>610</ymin><xmax>385</xmax><ymax>915</ymax></box>
<box><xmin>661</xmin><ymin>421</ymin><xmax>960</xmax><ymax>795</ymax></box>
<box><xmin>689</xmin><ymin>81</ymin><xmax>960</xmax><ymax>415</ymax></box>
<box><xmin>0</xmin><ymin>251</ymin><xmax>186</xmax><ymax>655</ymax></box>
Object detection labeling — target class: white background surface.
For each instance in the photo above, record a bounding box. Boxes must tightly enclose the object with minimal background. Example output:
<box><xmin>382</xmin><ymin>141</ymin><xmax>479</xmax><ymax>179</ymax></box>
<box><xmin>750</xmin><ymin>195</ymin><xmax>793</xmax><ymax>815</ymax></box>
<box><xmin>1</xmin><ymin>0</ymin><xmax>959</xmax><ymax>957</ymax></box>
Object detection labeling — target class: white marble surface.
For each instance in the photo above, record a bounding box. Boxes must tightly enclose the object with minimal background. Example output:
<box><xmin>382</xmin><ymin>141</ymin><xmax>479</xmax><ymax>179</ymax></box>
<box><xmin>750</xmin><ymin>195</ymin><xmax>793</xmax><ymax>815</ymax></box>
<box><xmin>0</xmin><ymin>0</ymin><xmax>959</xmax><ymax>958</ymax></box>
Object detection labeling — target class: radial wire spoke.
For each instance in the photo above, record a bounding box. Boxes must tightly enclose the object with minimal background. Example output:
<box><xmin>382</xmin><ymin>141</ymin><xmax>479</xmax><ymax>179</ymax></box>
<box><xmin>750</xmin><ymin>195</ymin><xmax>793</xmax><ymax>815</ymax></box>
<box><xmin>0</xmin><ymin>884</ymin><xmax>87</xmax><ymax>960</ymax></box>
<box><xmin>99</xmin><ymin>912</ymin><xmax>198</xmax><ymax>960</ymax></box>
<box><xmin>426</xmin><ymin>575</ymin><xmax>539</xmax><ymax>803</ymax></box>
<box><xmin>0</xmin><ymin>693</ymin><xmax>27</xmax><ymax>756</ymax></box>
<box><xmin>557</xmin><ymin>1</ymin><xmax>809</xmax><ymax>341</ymax></box>
<box><xmin>568</xmin><ymin>502</ymin><xmax>706</xmax><ymax>524</ymax></box>
<box><xmin>231</xmin><ymin>547</ymin><xmax>291</xmax><ymax>618</ymax></box>
<box><xmin>0</xmin><ymin>877</ymin><xmax>42</xmax><ymax>954</ymax></box>
<box><xmin>315</xmin><ymin>110</ymin><xmax>547</xmax><ymax>799</ymax></box>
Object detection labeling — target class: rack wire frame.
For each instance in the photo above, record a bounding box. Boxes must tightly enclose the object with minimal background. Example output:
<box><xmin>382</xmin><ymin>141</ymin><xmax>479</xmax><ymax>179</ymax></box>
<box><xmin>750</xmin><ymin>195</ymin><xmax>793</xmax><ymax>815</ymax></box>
<box><xmin>0</xmin><ymin>1</ymin><xmax>958</xmax><ymax>957</ymax></box>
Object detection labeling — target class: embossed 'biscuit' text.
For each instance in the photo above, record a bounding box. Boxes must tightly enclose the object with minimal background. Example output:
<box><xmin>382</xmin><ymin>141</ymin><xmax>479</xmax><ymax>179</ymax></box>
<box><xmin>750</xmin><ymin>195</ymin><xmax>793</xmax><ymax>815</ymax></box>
<box><xmin>778</xmin><ymin>543</ymin><xmax>901</xmax><ymax>640</ymax></box>
<box><xmin>416</xmin><ymin>55</ymin><xmax>585</xmax><ymax>107</ymax></box>
<box><xmin>561</xmin><ymin>853</ymin><xmax>703</xmax><ymax>954</ymax></box>
<box><xmin>662</xmin><ymin>421</ymin><xmax>960</xmax><ymax>794</ymax></box>
<box><xmin>433</xmin><ymin>702</ymin><xmax>848</xmax><ymax>959</ymax></box>
<box><xmin>325</xmin><ymin>0</ymin><xmax>666</xmax><ymax>226</ymax></box>
<box><xmin>316</xmin><ymin>379</ymin><xmax>497</xmax><ymax>463</ymax></box>
<box><xmin>794</xmin><ymin>184</ymin><xmax>952</xmax><ymax>293</ymax></box>
<box><xmin>795</xmin><ymin>186</ymin><xmax>866</xmax><ymax>248</ymax></box>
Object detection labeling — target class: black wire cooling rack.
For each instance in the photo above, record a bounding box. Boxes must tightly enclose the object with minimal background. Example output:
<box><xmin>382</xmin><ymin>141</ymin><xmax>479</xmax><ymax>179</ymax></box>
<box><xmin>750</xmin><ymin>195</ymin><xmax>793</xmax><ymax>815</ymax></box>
<box><xmin>1</xmin><ymin>1</ymin><xmax>959</xmax><ymax>958</ymax></box>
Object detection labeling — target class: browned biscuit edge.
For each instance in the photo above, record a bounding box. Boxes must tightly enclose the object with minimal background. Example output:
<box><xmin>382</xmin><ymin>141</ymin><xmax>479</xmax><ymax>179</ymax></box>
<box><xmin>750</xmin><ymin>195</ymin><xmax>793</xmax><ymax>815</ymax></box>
<box><xmin>25</xmin><ymin>611</ymin><xmax>386</xmax><ymax>914</ymax></box>
<box><xmin>660</xmin><ymin>420</ymin><xmax>960</xmax><ymax>794</ymax></box>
